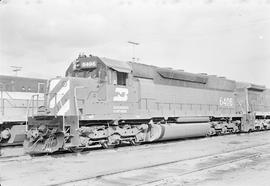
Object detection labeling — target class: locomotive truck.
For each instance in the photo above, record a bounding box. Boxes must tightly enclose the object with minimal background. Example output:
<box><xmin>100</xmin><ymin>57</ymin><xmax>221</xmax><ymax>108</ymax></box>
<box><xmin>23</xmin><ymin>54</ymin><xmax>270</xmax><ymax>154</ymax></box>
<box><xmin>0</xmin><ymin>75</ymin><xmax>46</xmax><ymax>146</ymax></box>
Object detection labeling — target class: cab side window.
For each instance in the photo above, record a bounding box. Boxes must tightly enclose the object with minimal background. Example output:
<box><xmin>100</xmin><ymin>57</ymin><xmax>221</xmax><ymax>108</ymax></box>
<box><xmin>38</xmin><ymin>83</ymin><xmax>46</xmax><ymax>93</ymax></box>
<box><xmin>116</xmin><ymin>72</ymin><xmax>127</xmax><ymax>86</ymax></box>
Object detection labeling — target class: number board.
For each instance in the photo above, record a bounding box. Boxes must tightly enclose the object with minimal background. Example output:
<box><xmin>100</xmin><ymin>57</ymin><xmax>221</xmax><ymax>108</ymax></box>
<box><xmin>80</xmin><ymin>61</ymin><xmax>97</xmax><ymax>69</ymax></box>
<box><xmin>73</xmin><ymin>60</ymin><xmax>97</xmax><ymax>71</ymax></box>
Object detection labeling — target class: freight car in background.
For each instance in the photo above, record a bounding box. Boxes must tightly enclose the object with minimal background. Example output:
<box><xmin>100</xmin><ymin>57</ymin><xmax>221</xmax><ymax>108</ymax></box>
<box><xmin>0</xmin><ymin>75</ymin><xmax>47</xmax><ymax>146</ymax></box>
<box><xmin>24</xmin><ymin>54</ymin><xmax>270</xmax><ymax>154</ymax></box>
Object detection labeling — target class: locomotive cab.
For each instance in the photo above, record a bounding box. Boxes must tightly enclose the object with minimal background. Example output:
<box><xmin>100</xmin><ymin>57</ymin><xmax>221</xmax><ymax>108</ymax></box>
<box><xmin>65</xmin><ymin>54</ymin><xmax>138</xmax><ymax>119</ymax></box>
<box><xmin>65</xmin><ymin>54</ymin><xmax>130</xmax><ymax>86</ymax></box>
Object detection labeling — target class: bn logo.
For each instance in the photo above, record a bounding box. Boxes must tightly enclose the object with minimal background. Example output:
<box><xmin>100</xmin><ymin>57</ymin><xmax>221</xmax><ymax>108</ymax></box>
<box><xmin>113</xmin><ymin>88</ymin><xmax>128</xmax><ymax>102</ymax></box>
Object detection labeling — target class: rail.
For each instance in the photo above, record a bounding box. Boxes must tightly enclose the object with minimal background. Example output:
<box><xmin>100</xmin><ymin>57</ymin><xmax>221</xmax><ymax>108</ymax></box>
<box><xmin>1</xmin><ymin>98</ymin><xmax>32</xmax><ymax>118</ymax></box>
<box><xmin>139</xmin><ymin>98</ymin><xmax>234</xmax><ymax>112</ymax></box>
<box><xmin>250</xmin><ymin>104</ymin><xmax>270</xmax><ymax>112</ymax></box>
<box><xmin>26</xmin><ymin>94</ymin><xmax>45</xmax><ymax>117</ymax></box>
<box><xmin>1</xmin><ymin>90</ymin><xmax>18</xmax><ymax>116</ymax></box>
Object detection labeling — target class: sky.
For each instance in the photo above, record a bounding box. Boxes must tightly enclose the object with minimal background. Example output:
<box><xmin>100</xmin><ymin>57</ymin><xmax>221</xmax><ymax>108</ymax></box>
<box><xmin>0</xmin><ymin>0</ymin><xmax>270</xmax><ymax>87</ymax></box>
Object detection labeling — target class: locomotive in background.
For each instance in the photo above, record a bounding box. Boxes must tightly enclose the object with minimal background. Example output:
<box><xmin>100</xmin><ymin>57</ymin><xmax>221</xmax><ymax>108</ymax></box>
<box><xmin>24</xmin><ymin>54</ymin><xmax>270</xmax><ymax>153</ymax></box>
<box><xmin>0</xmin><ymin>75</ymin><xmax>46</xmax><ymax>146</ymax></box>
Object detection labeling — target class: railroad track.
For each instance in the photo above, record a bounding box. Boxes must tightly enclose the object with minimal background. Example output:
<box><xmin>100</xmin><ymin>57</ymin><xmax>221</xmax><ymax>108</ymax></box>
<box><xmin>0</xmin><ymin>138</ymin><xmax>197</xmax><ymax>163</ymax></box>
<box><xmin>0</xmin><ymin>130</ymin><xmax>268</xmax><ymax>159</ymax></box>
<box><xmin>0</xmin><ymin>131</ymin><xmax>268</xmax><ymax>162</ymax></box>
<box><xmin>0</xmin><ymin>134</ymin><xmax>209</xmax><ymax>158</ymax></box>
<box><xmin>59</xmin><ymin>142</ymin><xmax>270</xmax><ymax>186</ymax></box>
<box><xmin>1</xmin><ymin>131</ymin><xmax>270</xmax><ymax>186</ymax></box>
<box><xmin>142</xmin><ymin>152</ymin><xmax>265</xmax><ymax>186</ymax></box>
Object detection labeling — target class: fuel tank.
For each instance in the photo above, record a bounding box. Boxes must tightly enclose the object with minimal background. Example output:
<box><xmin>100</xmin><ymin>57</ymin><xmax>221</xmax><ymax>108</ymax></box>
<box><xmin>147</xmin><ymin>123</ymin><xmax>211</xmax><ymax>142</ymax></box>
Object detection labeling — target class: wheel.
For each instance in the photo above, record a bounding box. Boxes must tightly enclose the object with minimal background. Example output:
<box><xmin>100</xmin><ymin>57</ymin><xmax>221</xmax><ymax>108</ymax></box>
<box><xmin>207</xmin><ymin>128</ymin><xmax>216</xmax><ymax>136</ymax></box>
<box><xmin>101</xmin><ymin>141</ymin><xmax>115</xmax><ymax>149</ymax></box>
<box><xmin>130</xmin><ymin>139</ymin><xmax>141</xmax><ymax>146</ymax></box>
<box><xmin>216</xmin><ymin>130</ymin><xmax>221</xmax><ymax>136</ymax></box>
<box><xmin>233</xmin><ymin>126</ymin><xmax>239</xmax><ymax>133</ymax></box>
<box><xmin>221</xmin><ymin>127</ymin><xmax>228</xmax><ymax>134</ymax></box>
<box><xmin>69</xmin><ymin>147</ymin><xmax>84</xmax><ymax>153</ymax></box>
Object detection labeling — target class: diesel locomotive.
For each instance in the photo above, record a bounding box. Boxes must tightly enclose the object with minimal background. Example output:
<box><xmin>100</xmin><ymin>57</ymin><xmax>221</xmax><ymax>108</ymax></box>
<box><xmin>0</xmin><ymin>75</ymin><xmax>46</xmax><ymax>146</ymax></box>
<box><xmin>23</xmin><ymin>54</ymin><xmax>270</xmax><ymax>154</ymax></box>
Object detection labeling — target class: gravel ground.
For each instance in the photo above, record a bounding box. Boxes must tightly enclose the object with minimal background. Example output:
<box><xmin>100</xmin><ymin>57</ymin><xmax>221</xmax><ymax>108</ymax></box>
<box><xmin>65</xmin><ymin>142</ymin><xmax>270</xmax><ymax>186</ymax></box>
<box><xmin>1</xmin><ymin>131</ymin><xmax>270</xmax><ymax>186</ymax></box>
<box><xmin>156</xmin><ymin>150</ymin><xmax>270</xmax><ymax>186</ymax></box>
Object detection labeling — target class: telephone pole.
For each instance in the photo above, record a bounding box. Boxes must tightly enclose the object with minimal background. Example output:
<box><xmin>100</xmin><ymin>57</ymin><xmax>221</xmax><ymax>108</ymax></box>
<box><xmin>128</xmin><ymin>41</ymin><xmax>140</xmax><ymax>62</ymax></box>
<box><xmin>10</xmin><ymin>66</ymin><xmax>22</xmax><ymax>76</ymax></box>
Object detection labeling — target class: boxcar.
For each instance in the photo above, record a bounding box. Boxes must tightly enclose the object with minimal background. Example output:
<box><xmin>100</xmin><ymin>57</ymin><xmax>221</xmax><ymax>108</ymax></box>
<box><xmin>0</xmin><ymin>75</ymin><xmax>46</xmax><ymax>146</ymax></box>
